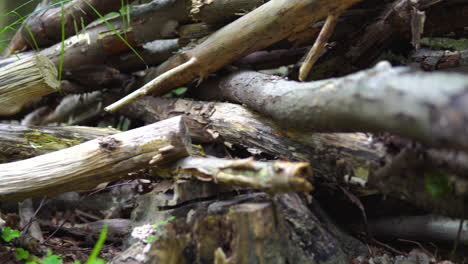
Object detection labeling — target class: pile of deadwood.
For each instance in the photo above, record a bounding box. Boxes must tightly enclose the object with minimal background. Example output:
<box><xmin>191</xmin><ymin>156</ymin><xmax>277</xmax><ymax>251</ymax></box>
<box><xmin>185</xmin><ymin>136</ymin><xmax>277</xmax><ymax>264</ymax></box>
<box><xmin>1</xmin><ymin>0</ymin><xmax>468</xmax><ymax>263</ymax></box>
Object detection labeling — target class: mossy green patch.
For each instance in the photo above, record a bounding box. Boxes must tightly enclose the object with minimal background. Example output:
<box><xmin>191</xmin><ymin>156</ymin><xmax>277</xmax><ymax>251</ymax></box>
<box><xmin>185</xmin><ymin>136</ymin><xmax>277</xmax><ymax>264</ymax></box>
<box><xmin>23</xmin><ymin>130</ymin><xmax>82</xmax><ymax>150</ymax></box>
<box><xmin>421</xmin><ymin>37</ymin><xmax>468</xmax><ymax>51</ymax></box>
<box><xmin>424</xmin><ymin>171</ymin><xmax>452</xmax><ymax>197</ymax></box>
<box><xmin>353</xmin><ymin>167</ymin><xmax>369</xmax><ymax>181</ymax></box>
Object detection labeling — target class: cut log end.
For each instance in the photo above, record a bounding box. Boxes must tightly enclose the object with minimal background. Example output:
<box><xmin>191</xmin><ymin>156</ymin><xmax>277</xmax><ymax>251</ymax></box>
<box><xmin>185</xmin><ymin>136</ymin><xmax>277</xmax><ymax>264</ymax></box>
<box><xmin>0</xmin><ymin>54</ymin><xmax>60</xmax><ymax>116</ymax></box>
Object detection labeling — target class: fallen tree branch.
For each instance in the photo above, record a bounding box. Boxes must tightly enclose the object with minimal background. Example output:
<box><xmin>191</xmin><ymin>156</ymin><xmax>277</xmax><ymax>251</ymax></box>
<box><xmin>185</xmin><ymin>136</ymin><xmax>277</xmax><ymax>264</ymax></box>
<box><xmin>0</xmin><ymin>116</ymin><xmax>191</xmax><ymax>201</ymax></box>
<box><xmin>299</xmin><ymin>12</ymin><xmax>340</xmax><ymax>81</ymax></box>
<box><xmin>196</xmin><ymin>62</ymin><xmax>468</xmax><ymax>152</ymax></box>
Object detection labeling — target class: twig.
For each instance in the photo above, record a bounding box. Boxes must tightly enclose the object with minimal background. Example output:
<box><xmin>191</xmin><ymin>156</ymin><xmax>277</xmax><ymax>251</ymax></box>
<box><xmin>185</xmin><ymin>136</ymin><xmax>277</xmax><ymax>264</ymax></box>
<box><xmin>299</xmin><ymin>13</ymin><xmax>340</xmax><ymax>81</ymax></box>
<box><xmin>105</xmin><ymin>57</ymin><xmax>198</xmax><ymax>113</ymax></box>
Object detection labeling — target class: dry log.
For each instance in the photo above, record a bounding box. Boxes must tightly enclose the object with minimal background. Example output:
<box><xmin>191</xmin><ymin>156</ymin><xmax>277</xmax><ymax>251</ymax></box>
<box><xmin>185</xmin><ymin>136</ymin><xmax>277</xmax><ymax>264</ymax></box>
<box><xmin>105</xmin><ymin>0</ymin><xmax>364</xmax><ymax>112</ymax></box>
<box><xmin>0</xmin><ymin>116</ymin><xmax>191</xmax><ymax>201</ymax></box>
<box><xmin>196</xmin><ymin>63</ymin><xmax>468</xmax><ymax>153</ymax></box>
<box><xmin>153</xmin><ymin>157</ymin><xmax>314</xmax><ymax>193</ymax></box>
<box><xmin>0</xmin><ymin>54</ymin><xmax>59</xmax><ymax>116</ymax></box>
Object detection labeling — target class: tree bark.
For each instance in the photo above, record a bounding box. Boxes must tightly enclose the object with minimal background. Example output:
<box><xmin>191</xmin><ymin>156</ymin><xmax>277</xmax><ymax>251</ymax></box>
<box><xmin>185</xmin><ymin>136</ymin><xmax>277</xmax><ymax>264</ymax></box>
<box><xmin>0</xmin><ymin>124</ymin><xmax>118</xmax><ymax>163</ymax></box>
<box><xmin>196</xmin><ymin>63</ymin><xmax>468</xmax><ymax>152</ymax></box>
<box><xmin>112</xmin><ymin>191</ymin><xmax>364</xmax><ymax>264</ymax></box>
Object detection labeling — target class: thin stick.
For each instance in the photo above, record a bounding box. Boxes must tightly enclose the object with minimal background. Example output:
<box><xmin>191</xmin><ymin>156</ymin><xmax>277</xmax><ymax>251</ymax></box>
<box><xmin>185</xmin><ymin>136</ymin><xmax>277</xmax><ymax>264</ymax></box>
<box><xmin>104</xmin><ymin>57</ymin><xmax>198</xmax><ymax>113</ymax></box>
<box><xmin>299</xmin><ymin>13</ymin><xmax>340</xmax><ymax>81</ymax></box>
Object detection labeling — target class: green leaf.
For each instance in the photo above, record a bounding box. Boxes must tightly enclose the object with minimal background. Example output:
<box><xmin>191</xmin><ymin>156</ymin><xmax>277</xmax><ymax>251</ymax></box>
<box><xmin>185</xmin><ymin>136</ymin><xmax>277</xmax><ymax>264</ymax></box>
<box><xmin>145</xmin><ymin>235</ymin><xmax>157</xmax><ymax>243</ymax></box>
<box><xmin>82</xmin><ymin>0</ymin><xmax>146</xmax><ymax>65</ymax></box>
<box><xmin>172</xmin><ymin>87</ymin><xmax>188</xmax><ymax>95</ymax></box>
<box><xmin>42</xmin><ymin>251</ymin><xmax>63</xmax><ymax>264</ymax></box>
<box><xmin>87</xmin><ymin>258</ymin><xmax>106</xmax><ymax>264</ymax></box>
<box><xmin>15</xmin><ymin>248</ymin><xmax>30</xmax><ymax>260</ymax></box>
<box><xmin>57</xmin><ymin>1</ymin><xmax>66</xmax><ymax>82</ymax></box>
<box><xmin>1</xmin><ymin>227</ymin><xmax>20</xmax><ymax>242</ymax></box>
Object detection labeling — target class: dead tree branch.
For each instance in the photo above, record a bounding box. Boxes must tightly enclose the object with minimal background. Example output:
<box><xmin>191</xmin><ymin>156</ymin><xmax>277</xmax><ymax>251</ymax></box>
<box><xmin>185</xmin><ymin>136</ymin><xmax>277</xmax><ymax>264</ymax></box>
<box><xmin>196</xmin><ymin>63</ymin><xmax>468</xmax><ymax>152</ymax></box>
<box><xmin>0</xmin><ymin>116</ymin><xmax>191</xmax><ymax>201</ymax></box>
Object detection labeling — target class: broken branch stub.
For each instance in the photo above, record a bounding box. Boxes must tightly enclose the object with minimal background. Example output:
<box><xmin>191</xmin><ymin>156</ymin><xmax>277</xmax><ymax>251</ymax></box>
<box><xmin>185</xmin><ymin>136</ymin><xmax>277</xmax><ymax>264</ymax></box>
<box><xmin>153</xmin><ymin>157</ymin><xmax>314</xmax><ymax>193</ymax></box>
<box><xmin>0</xmin><ymin>116</ymin><xmax>191</xmax><ymax>201</ymax></box>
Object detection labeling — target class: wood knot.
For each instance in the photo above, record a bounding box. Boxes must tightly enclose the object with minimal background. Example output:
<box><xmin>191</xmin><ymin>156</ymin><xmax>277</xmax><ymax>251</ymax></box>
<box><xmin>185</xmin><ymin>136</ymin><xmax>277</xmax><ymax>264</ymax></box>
<box><xmin>98</xmin><ymin>136</ymin><xmax>121</xmax><ymax>152</ymax></box>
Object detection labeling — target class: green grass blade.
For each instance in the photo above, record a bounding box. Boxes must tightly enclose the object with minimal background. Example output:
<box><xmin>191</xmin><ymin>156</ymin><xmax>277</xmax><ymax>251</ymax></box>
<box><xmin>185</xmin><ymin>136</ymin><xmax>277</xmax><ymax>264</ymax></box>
<box><xmin>82</xmin><ymin>0</ymin><xmax>146</xmax><ymax>65</ymax></box>
<box><xmin>85</xmin><ymin>224</ymin><xmax>107</xmax><ymax>264</ymax></box>
<box><xmin>58</xmin><ymin>1</ymin><xmax>66</xmax><ymax>82</ymax></box>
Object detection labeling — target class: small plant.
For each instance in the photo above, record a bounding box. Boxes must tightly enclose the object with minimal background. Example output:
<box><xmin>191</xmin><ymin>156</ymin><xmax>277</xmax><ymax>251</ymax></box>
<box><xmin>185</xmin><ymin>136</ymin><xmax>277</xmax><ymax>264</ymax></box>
<box><xmin>0</xmin><ymin>0</ymin><xmax>145</xmax><ymax>81</ymax></box>
<box><xmin>145</xmin><ymin>216</ymin><xmax>176</xmax><ymax>243</ymax></box>
<box><xmin>1</xmin><ymin>224</ymin><xmax>108</xmax><ymax>264</ymax></box>
<box><xmin>1</xmin><ymin>226</ymin><xmax>20</xmax><ymax>242</ymax></box>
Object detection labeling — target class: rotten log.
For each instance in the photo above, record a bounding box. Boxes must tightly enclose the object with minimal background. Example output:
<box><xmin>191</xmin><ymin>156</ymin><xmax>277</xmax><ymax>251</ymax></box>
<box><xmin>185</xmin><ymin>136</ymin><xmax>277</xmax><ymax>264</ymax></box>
<box><xmin>112</xmin><ymin>191</ymin><xmax>365</xmax><ymax>264</ymax></box>
<box><xmin>105</xmin><ymin>0</ymin><xmax>364</xmax><ymax>112</ymax></box>
<box><xmin>0</xmin><ymin>54</ymin><xmax>59</xmax><ymax>116</ymax></box>
<box><xmin>0</xmin><ymin>116</ymin><xmax>191</xmax><ymax>201</ymax></box>
<box><xmin>196</xmin><ymin>62</ymin><xmax>468</xmax><ymax>153</ymax></box>
<box><xmin>153</xmin><ymin>157</ymin><xmax>314</xmax><ymax>194</ymax></box>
